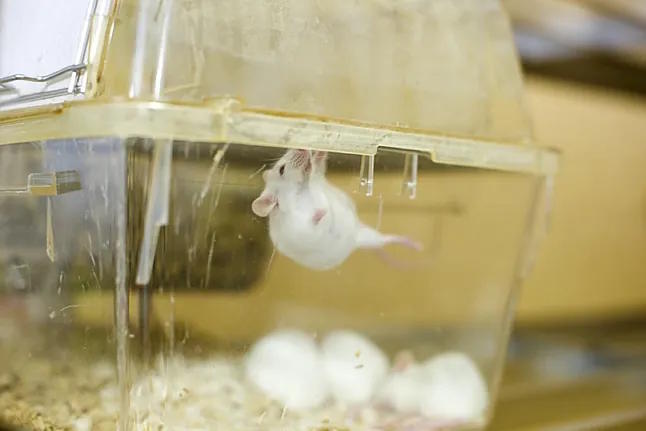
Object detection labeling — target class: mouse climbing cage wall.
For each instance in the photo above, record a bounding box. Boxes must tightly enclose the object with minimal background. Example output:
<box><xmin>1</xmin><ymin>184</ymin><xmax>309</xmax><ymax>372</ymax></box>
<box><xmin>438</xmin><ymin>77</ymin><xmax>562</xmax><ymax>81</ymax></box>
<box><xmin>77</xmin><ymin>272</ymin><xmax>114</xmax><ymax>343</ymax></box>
<box><xmin>0</xmin><ymin>1</ymin><xmax>557</xmax><ymax>430</ymax></box>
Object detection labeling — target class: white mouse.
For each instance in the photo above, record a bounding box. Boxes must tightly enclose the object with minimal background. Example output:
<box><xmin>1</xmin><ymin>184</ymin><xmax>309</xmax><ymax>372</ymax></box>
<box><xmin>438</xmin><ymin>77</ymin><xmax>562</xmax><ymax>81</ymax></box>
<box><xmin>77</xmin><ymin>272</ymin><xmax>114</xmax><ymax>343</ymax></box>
<box><xmin>378</xmin><ymin>351</ymin><xmax>488</xmax><ymax>422</ymax></box>
<box><xmin>418</xmin><ymin>352</ymin><xmax>489</xmax><ymax>421</ymax></box>
<box><xmin>377</xmin><ymin>362</ymin><xmax>426</xmax><ymax>414</ymax></box>
<box><xmin>245</xmin><ymin>329</ymin><xmax>329</xmax><ymax>410</ymax></box>
<box><xmin>321</xmin><ymin>330</ymin><xmax>389</xmax><ymax>405</ymax></box>
<box><xmin>251</xmin><ymin>149</ymin><xmax>421</xmax><ymax>270</ymax></box>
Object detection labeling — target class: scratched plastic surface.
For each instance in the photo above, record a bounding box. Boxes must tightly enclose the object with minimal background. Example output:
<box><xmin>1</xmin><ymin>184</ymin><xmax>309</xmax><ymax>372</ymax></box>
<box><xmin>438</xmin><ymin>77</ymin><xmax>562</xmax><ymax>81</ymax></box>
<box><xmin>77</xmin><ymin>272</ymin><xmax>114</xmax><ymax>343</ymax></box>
<box><xmin>98</xmin><ymin>0</ymin><xmax>531</xmax><ymax>144</ymax></box>
<box><xmin>0</xmin><ymin>139</ymin><xmax>128</xmax><ymax>430</ymax></box>
<box><xmin>0</xmin><ymin>138</ymin><xmax>546</xmax><ymax>430</ymax></box>
<box><xmin>0</xmin><ymin>1</ymin><xmax>554</xmax><ymax>430</ymax></box>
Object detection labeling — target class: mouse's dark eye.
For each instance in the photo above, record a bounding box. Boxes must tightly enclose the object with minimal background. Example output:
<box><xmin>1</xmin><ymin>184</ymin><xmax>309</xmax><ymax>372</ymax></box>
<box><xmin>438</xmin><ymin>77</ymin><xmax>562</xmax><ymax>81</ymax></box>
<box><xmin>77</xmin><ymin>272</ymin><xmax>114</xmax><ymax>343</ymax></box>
<box><xmin>279</xmin><ymin>165</ymin><xmax>285</xmax><ymax>176</ymax></box>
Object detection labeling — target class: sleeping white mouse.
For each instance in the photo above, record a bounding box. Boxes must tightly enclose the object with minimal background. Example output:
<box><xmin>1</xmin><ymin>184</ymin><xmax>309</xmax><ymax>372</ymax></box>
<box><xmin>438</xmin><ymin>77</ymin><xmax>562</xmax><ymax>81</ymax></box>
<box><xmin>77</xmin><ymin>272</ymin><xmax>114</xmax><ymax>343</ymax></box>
<box><xmin>321</xmin><ymin>330</ymin><xmax>389</xmax><ymax>405</ymax></box>
<box><xmin>378</xmin><ymin>351</ymin><xmax>489</xmax><ymax>423</ymax></box>
<box><xmin>245</xmin><ymin>329</ymin><xmax>329</xmax><ymax>410</ymax></box>
<box><xmin>251</xmin><ymin>149</ymin><xmax>421</xmax><ymax>270</ymax></box>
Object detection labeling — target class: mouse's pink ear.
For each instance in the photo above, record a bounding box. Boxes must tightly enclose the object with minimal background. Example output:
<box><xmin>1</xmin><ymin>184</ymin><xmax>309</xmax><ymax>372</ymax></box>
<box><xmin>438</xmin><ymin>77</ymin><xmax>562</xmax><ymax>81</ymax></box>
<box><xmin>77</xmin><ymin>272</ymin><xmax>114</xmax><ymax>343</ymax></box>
<box><xmin>252</xmin><ymin>192</ymin><xmax>277</xmax><ymax>217</ymax></box>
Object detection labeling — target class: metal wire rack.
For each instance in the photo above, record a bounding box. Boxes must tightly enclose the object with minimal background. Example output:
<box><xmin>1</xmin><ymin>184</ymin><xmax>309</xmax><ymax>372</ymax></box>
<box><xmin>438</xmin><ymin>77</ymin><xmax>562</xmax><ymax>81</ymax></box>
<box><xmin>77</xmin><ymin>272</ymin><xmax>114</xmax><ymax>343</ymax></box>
<box><xmin>0</xmin><ymin>0</ymin><xmax>99</xmax><ymax>109</ymax></box>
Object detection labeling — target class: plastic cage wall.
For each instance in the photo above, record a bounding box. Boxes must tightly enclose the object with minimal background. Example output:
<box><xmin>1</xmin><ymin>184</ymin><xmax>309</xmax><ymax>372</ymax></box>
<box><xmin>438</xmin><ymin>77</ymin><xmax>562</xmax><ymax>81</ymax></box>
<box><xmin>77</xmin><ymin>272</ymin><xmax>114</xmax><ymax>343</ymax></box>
<box><xmin>0</xmin><ymin>1</ymin><xmax>556</xmax><ymax>430</ymax></box>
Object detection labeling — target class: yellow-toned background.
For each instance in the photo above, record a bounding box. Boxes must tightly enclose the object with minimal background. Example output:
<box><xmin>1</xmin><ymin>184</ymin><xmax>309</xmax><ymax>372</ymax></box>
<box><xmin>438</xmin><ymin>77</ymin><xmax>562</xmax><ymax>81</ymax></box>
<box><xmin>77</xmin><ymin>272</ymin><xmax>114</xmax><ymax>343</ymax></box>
<box><xmin>518</xmin><ymin>77</ymin><xmax>646</xmax><ymax>325</ymax></box>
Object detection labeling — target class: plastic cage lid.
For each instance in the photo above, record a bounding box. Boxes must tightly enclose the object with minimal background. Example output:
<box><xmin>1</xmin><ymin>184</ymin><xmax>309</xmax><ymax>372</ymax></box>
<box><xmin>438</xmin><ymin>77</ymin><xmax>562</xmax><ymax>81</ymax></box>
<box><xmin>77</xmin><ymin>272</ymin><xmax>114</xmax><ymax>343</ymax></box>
<box><xmin>0</xmin><ymin>0</ymin><xmax>558</xmax><ymax>175</ymax></box>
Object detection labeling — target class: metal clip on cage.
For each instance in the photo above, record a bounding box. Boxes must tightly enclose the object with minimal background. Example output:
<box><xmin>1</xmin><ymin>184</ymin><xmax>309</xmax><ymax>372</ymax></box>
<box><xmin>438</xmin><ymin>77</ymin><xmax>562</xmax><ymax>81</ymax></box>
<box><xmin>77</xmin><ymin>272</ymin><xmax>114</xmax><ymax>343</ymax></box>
<box><xmin>0</xmin><ymin>0</ymin><xmax>99</xmax><ymax>109</ymax></box>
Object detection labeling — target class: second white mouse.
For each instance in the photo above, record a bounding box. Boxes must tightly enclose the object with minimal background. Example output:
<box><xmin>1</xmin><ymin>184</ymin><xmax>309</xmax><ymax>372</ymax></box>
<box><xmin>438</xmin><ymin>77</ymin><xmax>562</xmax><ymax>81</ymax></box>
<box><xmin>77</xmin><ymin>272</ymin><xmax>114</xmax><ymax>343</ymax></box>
<box><xmin>321</xmin><ymin>330</ymin><xmax>389</xmax><ymax>405</ymax></box>
<box><xmin>251</xmin><ymin>149</ymin><xmax>421</xmax><ymax>270</ymax></box>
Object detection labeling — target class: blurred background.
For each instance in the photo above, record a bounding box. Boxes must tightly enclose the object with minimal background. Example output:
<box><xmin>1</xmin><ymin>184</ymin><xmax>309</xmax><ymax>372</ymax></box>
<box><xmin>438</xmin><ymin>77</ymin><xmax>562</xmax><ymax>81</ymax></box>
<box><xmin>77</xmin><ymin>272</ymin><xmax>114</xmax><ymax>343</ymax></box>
<box><xmin>505</xmin><ymin>0</ymin><xmax>646</xmax><ymax>323</ymax></box>
<box><xmin>0</xmin><ymin>0</ymin><xmax>645</xmax><ymax>429</ymax></box>
<box><xmin>493</xmin><ymin>0</ymin><xmax>646</xmax><ymax>429</ymax></box>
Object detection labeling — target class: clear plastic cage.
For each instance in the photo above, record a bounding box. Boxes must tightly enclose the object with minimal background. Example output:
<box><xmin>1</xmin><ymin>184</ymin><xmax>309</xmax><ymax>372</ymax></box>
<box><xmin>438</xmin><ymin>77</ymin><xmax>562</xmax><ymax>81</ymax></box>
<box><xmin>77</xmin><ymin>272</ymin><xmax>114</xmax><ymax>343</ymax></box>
<box><xmin>0</xmin><ymin>1</ymin><xmax>556</xmax><ymax>430</ymax></box>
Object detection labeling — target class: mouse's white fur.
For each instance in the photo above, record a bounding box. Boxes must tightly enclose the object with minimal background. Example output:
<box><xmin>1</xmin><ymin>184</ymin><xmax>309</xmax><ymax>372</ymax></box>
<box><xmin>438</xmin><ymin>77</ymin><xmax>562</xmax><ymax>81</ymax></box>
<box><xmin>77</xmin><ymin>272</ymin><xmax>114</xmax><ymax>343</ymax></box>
<box><xmin>252</xmin><ymin>149</ymin><xmax>420</xmax><ymax>270</ymax></box>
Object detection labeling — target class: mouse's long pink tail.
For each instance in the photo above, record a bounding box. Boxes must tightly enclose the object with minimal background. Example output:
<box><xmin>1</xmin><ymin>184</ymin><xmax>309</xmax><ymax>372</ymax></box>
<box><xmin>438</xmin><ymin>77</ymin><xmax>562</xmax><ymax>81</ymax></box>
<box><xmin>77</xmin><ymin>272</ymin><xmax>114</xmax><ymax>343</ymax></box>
<box><xmin>383</xmin><ymin>234</ymin><xmax>424</xmax><ymax>251</ymax></box>
<box><xmin>357</xmin><ymin>225</ymin><xmax>424</xmax><ymax>269</ymax></box>
<box><xmin>356</xmin><ymin>225</ymin><xmax>423</xmax><ymax>251</ymax></box>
